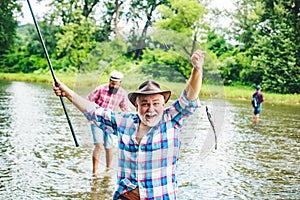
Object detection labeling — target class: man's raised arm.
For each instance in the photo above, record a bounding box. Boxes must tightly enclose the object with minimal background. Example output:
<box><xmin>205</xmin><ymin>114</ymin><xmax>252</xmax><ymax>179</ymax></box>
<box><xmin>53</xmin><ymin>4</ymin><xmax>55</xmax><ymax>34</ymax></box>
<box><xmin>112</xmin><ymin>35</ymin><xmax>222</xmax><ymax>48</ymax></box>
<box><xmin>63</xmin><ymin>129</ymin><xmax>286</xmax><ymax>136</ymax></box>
<box><xmin>185</xmin><ymin>50</ymin><xmax>205</xmax><ymax>101</ymax></box>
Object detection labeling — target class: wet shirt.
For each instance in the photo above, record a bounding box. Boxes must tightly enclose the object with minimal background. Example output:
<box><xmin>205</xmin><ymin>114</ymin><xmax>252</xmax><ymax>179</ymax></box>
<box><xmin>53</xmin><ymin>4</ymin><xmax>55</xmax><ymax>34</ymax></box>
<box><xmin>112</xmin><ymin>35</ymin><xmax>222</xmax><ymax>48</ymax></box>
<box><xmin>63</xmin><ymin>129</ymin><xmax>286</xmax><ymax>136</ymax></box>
<box><xmin>84</xmin><ymin>90</ymin><xmax>200</xmax><ymax>200</ymax></box>
<box><xmin>87</xmin><ymin>83</ymin><xmax>129</xmax><ymax>111</ymax></box>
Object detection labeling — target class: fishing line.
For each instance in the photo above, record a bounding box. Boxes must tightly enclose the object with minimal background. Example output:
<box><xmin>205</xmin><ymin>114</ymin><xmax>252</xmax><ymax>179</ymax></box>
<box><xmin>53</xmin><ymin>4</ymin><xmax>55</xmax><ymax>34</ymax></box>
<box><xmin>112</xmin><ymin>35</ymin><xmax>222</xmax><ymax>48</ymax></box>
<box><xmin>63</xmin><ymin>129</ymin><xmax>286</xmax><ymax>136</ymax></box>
<box><xmin>26</xmin><ymin>0</ymin><xmax>79</xmax><ymax>147</ymax></box>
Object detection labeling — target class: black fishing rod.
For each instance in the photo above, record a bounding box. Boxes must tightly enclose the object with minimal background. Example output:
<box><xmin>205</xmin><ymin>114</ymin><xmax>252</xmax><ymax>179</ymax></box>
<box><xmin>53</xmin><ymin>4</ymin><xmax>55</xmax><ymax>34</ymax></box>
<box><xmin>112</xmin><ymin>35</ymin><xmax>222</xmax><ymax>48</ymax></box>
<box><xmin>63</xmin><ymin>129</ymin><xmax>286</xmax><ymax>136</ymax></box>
<box><xmin>206</xmin><ymin>106</ymin><xmax>217</xmax><ymax>150</ymax></box>
<box><xmin>27</xmin><ymin>0</ymin><xmax>79</xmax><ymax>147</ymax></box>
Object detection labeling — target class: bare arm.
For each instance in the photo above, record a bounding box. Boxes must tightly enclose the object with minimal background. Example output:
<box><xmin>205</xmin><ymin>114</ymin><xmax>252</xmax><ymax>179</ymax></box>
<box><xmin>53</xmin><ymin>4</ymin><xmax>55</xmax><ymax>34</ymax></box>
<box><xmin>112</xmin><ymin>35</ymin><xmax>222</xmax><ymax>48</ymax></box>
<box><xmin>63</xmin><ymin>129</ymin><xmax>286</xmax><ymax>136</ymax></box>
<box><xmin>185</xmin><ymin>50</ymin><xmax>205</xmax><ymax>101</ymax></box>
<box><xmin>53</xmin><ymin>80</ymin><xmax>95</xmax><ymax>113</ymax></box>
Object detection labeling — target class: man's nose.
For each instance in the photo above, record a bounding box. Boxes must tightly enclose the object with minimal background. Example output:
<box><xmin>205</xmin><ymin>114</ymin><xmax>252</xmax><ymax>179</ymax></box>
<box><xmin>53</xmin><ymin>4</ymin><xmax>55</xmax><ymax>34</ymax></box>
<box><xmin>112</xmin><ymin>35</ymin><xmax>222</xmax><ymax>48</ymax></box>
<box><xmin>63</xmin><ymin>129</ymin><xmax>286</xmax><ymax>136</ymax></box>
<box><xmin>148</xmin><ymin>104</ymin><xmax>155</xmax><ymax>112</ymax></box>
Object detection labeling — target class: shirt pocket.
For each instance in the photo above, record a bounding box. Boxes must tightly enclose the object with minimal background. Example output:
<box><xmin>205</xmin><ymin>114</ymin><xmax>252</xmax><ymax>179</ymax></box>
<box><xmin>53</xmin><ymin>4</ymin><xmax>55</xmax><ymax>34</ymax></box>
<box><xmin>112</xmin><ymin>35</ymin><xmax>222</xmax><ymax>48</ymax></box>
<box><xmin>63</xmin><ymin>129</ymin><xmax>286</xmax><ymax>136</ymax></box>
<box><xmin>149</xmin><ymin>129</ymin><xmax>179</xmax><ymax>151</ymax></box>
<box><xmin>120</xmin><ymin>133</ymin><xmax>138</xmax><ymax>152</ymax></box>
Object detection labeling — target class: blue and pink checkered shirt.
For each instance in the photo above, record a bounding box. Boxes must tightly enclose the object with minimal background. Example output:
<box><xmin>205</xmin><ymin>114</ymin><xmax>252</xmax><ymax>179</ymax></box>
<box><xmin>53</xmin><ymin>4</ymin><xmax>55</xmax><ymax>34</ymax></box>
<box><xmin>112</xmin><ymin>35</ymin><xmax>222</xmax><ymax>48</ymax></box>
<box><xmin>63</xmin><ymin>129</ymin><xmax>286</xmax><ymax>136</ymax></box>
<box><xmin>85</xmin><ymin>90</ymin><xmax>200</xmax><ymax>200</ymax></box>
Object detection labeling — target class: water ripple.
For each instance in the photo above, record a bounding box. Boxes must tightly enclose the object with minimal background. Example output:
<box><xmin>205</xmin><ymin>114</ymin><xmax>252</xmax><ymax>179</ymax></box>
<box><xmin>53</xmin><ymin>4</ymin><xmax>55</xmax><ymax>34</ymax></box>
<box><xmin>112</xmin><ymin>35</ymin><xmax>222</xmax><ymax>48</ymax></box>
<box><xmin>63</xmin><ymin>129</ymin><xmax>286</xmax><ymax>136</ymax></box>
<box><xmin>0</xmin><ymin>81</ymin><xmax>299</xmax><ymax>199</ymax></box>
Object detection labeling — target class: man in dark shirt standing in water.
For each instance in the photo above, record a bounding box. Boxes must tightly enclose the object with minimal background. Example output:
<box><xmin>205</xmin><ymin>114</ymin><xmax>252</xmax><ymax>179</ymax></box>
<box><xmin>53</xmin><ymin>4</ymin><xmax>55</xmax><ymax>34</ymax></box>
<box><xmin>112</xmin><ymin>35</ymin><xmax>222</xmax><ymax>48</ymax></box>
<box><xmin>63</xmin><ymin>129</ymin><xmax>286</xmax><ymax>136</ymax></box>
<box><xmin>253</xmin><ymin>85</ymin><xmax>265</xmax><ymax>125</ymax></box>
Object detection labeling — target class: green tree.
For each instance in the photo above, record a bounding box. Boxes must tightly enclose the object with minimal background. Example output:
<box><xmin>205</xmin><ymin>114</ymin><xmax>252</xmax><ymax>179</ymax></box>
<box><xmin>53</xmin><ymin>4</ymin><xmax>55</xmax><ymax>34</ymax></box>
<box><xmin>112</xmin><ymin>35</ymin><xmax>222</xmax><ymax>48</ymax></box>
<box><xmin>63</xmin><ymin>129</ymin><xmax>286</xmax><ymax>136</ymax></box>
<box><xmin>56</xmin><ymin>11</ymin><xmax>97</xmax><ymax>71</ymax></box>
<box><xmin>227</xmin><ymin>0</ymin><xmax>299</xmax><ymax>93</ymax></box>
<box><xmin>251</xmin><ymin>0</ymin><xmax>300</xmax><ymax>93</ymax></box>
<box><xmin>207</xmin><ymin>30</ymin><xmax>233</xmax><ymax>58</ymax></box>
<box><xmin>230</xmin><ymin>0</ymin><xmax>261</xmax><ymax>49</ymax></box>
<box><xmin>153</xmin><ymin>0</ymin><xmax>207</xmax><ymax>57</ymax></box>
<box><xmin>219</xmin><ymin>0</ymin><xmax>261</xmax><ymax>86</ymax></box>
<box><xmin>140</xmin><ymin>48</ymin><xmax>190</xmax><ymax>82</ymax></box>
<box><xmin>47</xmin><ymin>0</ymin><xmax>126</xmax><ymax>41</ymax></box>
<box><xmin>48</xmin><ymin>0</ymin><xmax>100</xmax><ymax>25</ymax></box>
<box><xmin>127</xmin><ymin>0</ymin><xmax>170</xmax><ymax>60</ymax></box>
<box><xmin>0</xmin><ymin>1</ymin><xmax>21</xmax><ymax>54</ymax></box>
<box><xmin>147</xmin><ymin>0</ymin><xmax>209</xmax><ymax>80</ymax></box>
<box><xmin>0</xmin><ymin>23</ymin><xmax>60</xmax><ymax>73</ymax></box>
<box><xmin>95</xmin><ymin>0</ymin><xmax>126</xmax><ymax>41</ymax></box>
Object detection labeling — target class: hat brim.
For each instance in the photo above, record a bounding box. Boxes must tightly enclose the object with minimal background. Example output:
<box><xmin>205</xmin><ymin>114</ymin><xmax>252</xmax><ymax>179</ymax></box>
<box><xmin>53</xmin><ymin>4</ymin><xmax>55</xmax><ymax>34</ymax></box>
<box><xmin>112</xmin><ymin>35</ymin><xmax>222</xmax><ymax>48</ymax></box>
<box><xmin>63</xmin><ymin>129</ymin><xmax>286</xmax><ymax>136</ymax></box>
<box><xmin>128</xmin><ymin>90</ymin><xmax>171</xmax><ymax>106</ymax></box>
<box><xmin>110</xmin><ymin>78</ymin><xmax>122</xmax><ymax>82</ymax></box>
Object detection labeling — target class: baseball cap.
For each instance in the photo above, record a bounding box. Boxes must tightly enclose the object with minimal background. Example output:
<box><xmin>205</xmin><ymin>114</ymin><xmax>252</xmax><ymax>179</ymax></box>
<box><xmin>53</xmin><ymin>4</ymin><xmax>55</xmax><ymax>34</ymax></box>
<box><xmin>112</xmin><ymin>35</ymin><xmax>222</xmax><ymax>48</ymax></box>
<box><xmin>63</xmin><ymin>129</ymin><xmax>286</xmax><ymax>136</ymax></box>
<box><xmin>256</xmin><ymin>85</ymin><xmax>261</xmax><ymax>90</ymax></box>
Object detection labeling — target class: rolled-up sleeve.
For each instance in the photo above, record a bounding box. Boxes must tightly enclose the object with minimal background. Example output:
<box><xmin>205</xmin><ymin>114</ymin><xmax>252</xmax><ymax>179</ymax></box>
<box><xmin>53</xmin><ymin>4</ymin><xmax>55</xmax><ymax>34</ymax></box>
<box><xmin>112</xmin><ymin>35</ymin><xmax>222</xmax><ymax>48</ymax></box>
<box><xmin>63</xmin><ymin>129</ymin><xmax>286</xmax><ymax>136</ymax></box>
<box><xmin>166</xmin><ymin>89</ymin><xmax>200</xmax><ymax>128</ymax></box>
<box><xmin>179</xmin><ymin>89</ymin><xmax>200</xmax><ymax>110</ymax></box>
<box><xmin>84</xmin><ymin>105</ymin><xmax>118</xmax><ymax>133</ymax></box>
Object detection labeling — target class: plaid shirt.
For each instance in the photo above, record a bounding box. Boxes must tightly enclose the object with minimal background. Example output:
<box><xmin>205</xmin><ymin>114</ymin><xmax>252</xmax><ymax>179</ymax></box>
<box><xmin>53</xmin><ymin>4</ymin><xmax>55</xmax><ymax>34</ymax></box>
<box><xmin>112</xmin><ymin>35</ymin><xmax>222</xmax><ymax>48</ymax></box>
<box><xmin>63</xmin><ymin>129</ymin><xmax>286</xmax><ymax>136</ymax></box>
<box><xmin>85</xmin><ymin>90</ymin><xmax>200</xmax><ymax>200</ymax></box>
<box><xmin>87</xmin><ymin>83</ymin><xmax>129</xmax><ymax>111</ymax></box>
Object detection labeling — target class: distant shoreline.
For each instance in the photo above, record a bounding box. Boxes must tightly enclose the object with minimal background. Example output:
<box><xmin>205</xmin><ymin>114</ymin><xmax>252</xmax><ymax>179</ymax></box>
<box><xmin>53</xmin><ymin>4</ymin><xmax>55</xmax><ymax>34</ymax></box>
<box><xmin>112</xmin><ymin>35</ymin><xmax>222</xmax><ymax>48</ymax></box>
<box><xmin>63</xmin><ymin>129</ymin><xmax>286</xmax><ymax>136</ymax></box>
<box><xmin>1</xmin><ymin>72</ymin><xmax>299</xmax><ymax>105</ymax></box>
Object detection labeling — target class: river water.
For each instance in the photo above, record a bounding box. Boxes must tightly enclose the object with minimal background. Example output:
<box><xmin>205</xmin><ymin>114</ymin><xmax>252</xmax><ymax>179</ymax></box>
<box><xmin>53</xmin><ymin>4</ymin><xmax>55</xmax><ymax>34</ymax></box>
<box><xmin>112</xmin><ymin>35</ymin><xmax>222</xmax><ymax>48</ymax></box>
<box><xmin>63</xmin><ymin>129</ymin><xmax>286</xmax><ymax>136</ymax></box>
<box><xmin>0</xmin><ymin>80</ymin><xmax>299</xmax><ymax>199</ymax></box>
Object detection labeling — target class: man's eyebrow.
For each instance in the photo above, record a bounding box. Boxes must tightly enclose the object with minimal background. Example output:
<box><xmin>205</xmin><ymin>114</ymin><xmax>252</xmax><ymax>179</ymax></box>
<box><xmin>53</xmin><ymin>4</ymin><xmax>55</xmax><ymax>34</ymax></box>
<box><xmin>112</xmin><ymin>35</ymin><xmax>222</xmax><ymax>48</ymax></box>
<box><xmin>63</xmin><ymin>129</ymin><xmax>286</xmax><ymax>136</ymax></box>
<box><xmin>140</xmin><ymin>97</ymin><xmax>161</xmax><ymax>102</ymax></box>
<box><xmin>152</xmin><ymin>98</ymin><xmax>161</xmax><ymax>102</ymax></box>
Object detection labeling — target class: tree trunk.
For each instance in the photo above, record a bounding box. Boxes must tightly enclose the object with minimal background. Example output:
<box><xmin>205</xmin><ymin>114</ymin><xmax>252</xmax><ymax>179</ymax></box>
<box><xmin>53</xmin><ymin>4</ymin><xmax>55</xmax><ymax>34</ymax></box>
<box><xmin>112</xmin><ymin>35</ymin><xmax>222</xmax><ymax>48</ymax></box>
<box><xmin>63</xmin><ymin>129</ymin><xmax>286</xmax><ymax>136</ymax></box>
<box><xmin>133</xmin><ymin>12</ymin><xmax>152</xmax><ymax>60</ymax></box>
<box><xmin>114</xmin><ymin>0</ymin><xmax>120</xmax><ymax>38</ymax></box>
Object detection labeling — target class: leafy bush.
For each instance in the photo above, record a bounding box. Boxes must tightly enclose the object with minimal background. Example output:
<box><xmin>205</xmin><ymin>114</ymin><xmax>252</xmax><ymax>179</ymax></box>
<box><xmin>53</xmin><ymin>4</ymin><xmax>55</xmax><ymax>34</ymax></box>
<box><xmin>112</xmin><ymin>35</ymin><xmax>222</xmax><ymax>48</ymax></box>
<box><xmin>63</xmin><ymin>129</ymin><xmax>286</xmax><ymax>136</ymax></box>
<box><xmin>140</xmin><ymin>48</ymin><xmax>191</xmax><ymax>82</ymax></box>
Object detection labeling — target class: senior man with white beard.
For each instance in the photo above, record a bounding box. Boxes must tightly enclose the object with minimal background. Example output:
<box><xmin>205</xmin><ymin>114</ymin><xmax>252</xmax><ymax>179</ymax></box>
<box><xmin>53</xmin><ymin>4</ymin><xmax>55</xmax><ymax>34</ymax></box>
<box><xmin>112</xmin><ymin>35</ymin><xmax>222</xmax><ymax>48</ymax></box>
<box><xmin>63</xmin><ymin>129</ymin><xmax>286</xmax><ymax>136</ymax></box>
<box><xmin>52</xmin><ymin>50</ymin><xmax>205</xmax><ymax>200</ymax></box>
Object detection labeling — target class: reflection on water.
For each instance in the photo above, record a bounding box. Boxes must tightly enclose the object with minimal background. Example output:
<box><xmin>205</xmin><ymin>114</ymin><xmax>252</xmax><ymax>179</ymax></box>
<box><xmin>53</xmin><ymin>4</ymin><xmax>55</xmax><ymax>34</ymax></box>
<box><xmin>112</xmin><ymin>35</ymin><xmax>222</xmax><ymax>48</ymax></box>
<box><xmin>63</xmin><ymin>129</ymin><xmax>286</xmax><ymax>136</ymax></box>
<box><xmin>0</xmin><ymin>80</ymin><xmax>299</xmax><ymax>199</ymax></box>
<box><xmin>90</xmin><ymin>176</ymin><xmax>114</xmax><ymax>200</ymax></box>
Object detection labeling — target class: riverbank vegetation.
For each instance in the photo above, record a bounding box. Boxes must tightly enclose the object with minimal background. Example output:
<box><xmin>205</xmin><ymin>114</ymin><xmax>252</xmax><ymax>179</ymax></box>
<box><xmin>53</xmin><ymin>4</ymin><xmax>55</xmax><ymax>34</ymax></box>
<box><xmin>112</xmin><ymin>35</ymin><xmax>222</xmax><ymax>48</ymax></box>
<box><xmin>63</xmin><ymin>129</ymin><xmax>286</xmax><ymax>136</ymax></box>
<box><xmin>1</xmin><ymin>0</ymin><xmax>299</xmax><ymax>97</ymax></box>
<box><xmin>1</xmin><ymin>72</ymin><xmax>299</xmax><ymax>105</ymax></box>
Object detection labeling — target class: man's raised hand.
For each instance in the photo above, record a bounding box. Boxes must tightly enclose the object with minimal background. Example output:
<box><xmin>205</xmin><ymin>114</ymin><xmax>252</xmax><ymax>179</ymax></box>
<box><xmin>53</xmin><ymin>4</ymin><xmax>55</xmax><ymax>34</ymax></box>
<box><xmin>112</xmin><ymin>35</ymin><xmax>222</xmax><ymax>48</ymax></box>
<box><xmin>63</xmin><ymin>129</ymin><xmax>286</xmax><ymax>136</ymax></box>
<box><xmin>191</xmin><ymin>50</ymin><xmax>206</xmax><ymax>70</ymax></box>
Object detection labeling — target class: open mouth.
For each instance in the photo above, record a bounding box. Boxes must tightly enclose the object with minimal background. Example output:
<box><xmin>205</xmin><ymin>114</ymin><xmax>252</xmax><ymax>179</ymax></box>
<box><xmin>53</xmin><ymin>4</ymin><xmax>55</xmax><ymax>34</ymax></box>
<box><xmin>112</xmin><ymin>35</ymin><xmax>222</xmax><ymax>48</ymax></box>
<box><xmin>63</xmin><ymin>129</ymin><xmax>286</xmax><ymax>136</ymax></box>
<box><xmin>145</xmin><ymin>112</ymin><xmax>157</xmax><ymax>121</ymax></box>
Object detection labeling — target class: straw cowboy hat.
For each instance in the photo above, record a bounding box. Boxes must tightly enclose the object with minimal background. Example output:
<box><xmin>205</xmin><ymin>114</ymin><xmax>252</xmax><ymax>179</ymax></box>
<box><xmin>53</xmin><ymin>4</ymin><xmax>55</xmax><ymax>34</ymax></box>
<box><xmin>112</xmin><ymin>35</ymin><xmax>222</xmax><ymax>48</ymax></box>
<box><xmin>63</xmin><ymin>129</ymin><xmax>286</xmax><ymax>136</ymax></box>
<box><xmin>128</xmin><ymin>80</ymin><xmax>171</xmax><ymax>106</ymax></box>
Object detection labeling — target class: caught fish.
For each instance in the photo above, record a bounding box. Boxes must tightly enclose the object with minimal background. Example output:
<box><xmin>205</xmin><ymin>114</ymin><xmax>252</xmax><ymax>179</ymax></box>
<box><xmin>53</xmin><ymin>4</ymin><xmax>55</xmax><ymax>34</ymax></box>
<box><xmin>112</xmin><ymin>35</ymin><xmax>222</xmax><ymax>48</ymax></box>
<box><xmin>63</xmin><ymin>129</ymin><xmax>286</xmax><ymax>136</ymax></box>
<box><xmin>206</xmin><ymin>106</ymin><xmax>217</xmax><ymax>150</ymax></box>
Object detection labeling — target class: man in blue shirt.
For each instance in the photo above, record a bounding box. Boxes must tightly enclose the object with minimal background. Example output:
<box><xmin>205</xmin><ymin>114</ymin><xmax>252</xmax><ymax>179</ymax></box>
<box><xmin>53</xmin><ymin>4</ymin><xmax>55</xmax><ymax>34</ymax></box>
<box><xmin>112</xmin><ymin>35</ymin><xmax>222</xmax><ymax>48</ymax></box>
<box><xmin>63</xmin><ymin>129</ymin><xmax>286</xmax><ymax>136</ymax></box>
<box><xmin>53</xmin><ymin>50</ymin><xmax>205</xmax><ymax>200</ymax></box>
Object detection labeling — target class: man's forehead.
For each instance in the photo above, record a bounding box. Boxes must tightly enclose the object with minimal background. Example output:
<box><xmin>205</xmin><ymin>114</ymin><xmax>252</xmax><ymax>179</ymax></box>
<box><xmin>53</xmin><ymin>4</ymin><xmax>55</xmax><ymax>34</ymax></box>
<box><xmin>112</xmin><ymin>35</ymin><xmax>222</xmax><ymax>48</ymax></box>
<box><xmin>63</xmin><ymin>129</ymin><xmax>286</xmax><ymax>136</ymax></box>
<box><xmin>137</xmin><ymin>94</ymin><xmax>164</xmax><ymax>101</ymax></box>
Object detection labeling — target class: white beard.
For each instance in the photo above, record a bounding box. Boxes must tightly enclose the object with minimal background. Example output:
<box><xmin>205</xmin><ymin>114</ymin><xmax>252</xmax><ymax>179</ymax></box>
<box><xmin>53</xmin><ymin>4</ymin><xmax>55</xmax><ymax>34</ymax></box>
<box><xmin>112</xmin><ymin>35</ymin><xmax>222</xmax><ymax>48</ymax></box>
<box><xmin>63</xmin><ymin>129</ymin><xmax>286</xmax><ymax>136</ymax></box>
<box><xmin>138</xmin><ymin>111</ymin><xmax>163</xmax><ymax>127</ymax></box>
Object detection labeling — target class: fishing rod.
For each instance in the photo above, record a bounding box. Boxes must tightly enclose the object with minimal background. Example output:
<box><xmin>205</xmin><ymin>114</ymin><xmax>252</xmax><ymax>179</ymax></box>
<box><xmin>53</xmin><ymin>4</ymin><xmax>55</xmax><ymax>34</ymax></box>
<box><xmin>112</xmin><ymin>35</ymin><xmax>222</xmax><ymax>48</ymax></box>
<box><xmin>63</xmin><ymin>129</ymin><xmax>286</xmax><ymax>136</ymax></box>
<box><xmin>26</xmin><ymin>0</ymin><xmax>79</xmax><ymax>147</ymax></box>
<box><xmin>206</xmin><ymin>106</ymin><xmax>217</xmax><ymax>150</ymax></box>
